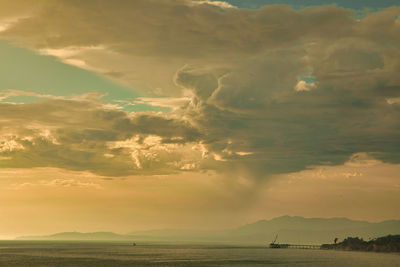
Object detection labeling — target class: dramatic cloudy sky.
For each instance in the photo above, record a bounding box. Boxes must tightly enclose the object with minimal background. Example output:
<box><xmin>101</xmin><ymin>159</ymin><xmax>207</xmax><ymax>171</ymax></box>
<box><xmin>0</xmin><ymin>0</ymin><xmax>399</xmax><ymax>238</ymax></box>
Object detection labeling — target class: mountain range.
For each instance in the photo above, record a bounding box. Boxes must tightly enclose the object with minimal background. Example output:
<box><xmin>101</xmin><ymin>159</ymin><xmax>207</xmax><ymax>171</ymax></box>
<box><xmin>17</xmin><ymin>216</ymin><xmax>400</xmax><ymax>245</ymax></box>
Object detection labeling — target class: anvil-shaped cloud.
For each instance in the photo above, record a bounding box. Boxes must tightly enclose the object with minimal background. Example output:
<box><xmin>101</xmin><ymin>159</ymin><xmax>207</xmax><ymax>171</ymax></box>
<box><xmin>0</xmin><ymin>0</ymin><xmax>399</xmax><ymax>181</ymax></box>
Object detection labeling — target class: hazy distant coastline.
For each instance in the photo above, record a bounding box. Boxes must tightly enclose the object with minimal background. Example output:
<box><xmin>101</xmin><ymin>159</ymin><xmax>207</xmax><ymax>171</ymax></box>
<box><xmin>16</xmin><ymin>216</ymin><xmax>400</xmax><ymax>245</ymax></box>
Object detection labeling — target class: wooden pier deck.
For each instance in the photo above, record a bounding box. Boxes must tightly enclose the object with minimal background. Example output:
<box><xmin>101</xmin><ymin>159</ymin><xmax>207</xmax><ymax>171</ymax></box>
<box><xmin>287</xmin><ymin>244</ymin><xmax>321</xmax><ymax>249</ymax></box>
<box><xmin>269</xmin><ymin>243</ymin><xmax>321</xmax><ymax>249</ymax></box>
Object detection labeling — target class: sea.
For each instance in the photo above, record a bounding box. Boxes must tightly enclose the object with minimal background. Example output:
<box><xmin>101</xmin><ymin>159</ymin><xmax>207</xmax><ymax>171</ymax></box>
<box><xmin>0</xmin><ymin>241</ymin><xmax>399</xmax><ymax>266</ymax></box>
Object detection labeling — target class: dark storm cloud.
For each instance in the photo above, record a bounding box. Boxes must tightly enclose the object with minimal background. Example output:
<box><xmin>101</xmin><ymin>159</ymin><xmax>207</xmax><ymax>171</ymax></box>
<box><xmin>217</xmin><ymin>0</ymin><xmax>400</xmax><ymax>10</ymax></box>
<box><xmin>0</xmin><ymin>0</ymin><xmax>399</xmax><ymax>179</ymax></box>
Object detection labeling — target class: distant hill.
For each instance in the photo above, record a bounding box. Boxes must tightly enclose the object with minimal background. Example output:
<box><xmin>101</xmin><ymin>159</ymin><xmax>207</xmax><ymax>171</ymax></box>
<box><xmin>228</xmin><ymin>216</ymin><xmax>400</xmax><ymax>244</ymax></box>
<box><xmin>128</xmin><ymin>216</ymin><xmax>400</xmax><ymax>244</ymax></box>
<box><xmin>17</xmin><ymin>232</ymin><xmax>135</xmax><ymax>241</ymax></box>
<box><xmin>16</xmin><ymin>216</ymin><xmax>400</xmax><ymax>245</ymax></box>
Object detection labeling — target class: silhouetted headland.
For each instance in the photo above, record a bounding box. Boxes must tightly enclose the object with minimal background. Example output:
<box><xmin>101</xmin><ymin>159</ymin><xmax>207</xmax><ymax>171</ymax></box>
<box><xmin>321</xmin><ymin>235</ymin><xmax>400</xmax><ymax>253</ymax></box>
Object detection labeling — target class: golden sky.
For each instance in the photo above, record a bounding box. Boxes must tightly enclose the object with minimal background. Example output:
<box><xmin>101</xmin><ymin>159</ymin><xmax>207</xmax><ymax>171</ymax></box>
<box><xmin>0</xmin><ymin>0</ymin><xmax>399</xmax><ymax>238</ymax></box>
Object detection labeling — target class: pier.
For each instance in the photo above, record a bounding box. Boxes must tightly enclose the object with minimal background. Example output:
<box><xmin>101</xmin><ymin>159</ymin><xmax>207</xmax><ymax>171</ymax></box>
<box><xmin>269</xmin><ymin>235</ymin><xmax>321</xmax><ymax>249</ymax></box>
<box><xmin>286</xmin><ymin>244</ymin><xmax>321</xmax><ymax>249</ymax></box>
<box><xmin>269</xmin><ymin>243</ymin><xmax>321</xmax><ymax>249</ymax></box>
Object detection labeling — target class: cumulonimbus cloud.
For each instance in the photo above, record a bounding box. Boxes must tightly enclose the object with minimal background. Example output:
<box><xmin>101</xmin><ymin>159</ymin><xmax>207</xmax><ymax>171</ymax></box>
<box><xmin>0</xmin><ymin>0</ymin><xmax>399</xmax><ymax>179</ymax></box>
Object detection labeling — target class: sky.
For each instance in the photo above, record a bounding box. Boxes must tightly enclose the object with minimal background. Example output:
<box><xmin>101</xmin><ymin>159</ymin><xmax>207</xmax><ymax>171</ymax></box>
<box><xmin>0</xmin><ymin>0</ymin><xmax>399</xmax><ymax>238</ymax></box>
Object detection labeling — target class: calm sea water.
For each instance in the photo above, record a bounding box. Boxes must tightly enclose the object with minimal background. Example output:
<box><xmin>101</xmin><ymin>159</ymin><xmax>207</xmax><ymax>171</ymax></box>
<box><xmin>0</xmin><ymin>241</ymin><xmax>399</xmax><ymax>266</ymax></box>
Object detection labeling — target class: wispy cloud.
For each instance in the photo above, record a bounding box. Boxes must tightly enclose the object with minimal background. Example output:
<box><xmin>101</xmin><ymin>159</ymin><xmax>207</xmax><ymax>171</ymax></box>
<box><xmin>9</xmin><ymin>178</ymin><xmax>102</xmax><ymax>190</ymax></box>
<box><xmin>189</xmin><ymin>0</ymin><xmax>237</xmax><ymax>9</ymax></box>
